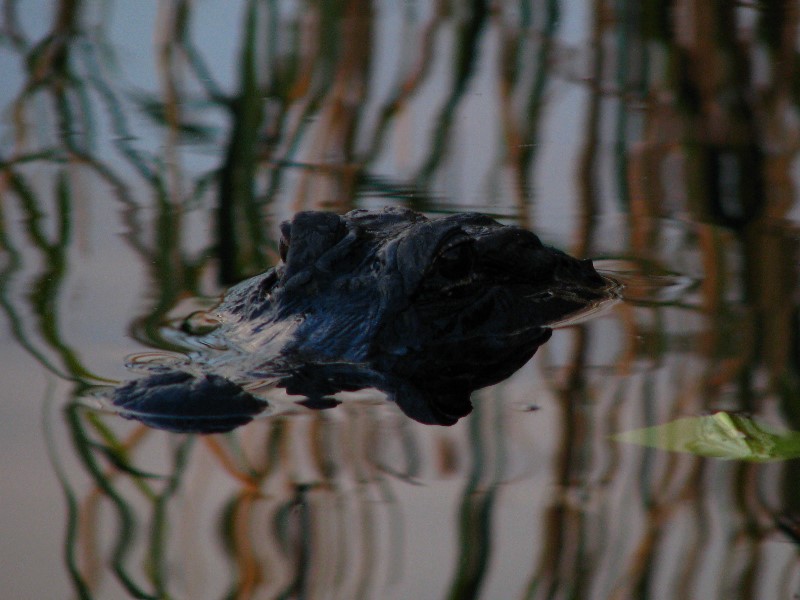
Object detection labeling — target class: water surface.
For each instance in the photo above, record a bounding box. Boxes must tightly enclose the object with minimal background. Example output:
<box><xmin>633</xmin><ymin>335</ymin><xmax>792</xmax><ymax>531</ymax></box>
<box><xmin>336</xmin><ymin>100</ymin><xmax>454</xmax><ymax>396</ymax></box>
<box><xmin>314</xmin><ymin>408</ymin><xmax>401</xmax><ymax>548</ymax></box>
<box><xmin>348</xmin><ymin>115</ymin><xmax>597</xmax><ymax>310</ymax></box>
<box><xmin>1</xmin><ymin>2</ymin><xmax>799</xmax><ymax>599</ymax></box>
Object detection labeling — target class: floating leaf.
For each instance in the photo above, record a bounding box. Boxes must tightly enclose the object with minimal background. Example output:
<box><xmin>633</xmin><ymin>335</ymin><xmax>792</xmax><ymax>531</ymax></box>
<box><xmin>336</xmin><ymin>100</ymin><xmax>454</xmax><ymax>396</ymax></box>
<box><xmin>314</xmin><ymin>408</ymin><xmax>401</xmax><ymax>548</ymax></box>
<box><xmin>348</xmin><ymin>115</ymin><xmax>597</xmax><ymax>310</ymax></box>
<box><xmin>612</xmin><ymin>412</ymin><xmax>800</xmax><ymax>462</ymax></box>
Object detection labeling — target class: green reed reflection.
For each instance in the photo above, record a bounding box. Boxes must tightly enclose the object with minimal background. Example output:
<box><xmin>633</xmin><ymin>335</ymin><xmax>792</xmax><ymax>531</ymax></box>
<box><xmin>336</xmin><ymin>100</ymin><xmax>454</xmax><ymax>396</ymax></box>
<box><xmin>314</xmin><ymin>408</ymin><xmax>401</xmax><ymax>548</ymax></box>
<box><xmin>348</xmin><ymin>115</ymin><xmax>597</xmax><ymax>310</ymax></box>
<box><xmin>2</xmin><ymin>1</ymin><xmax>800</xmax><ymax>599</ymax></box>
<box><xmin>1</xmin><ymin>169</ymin><xmax>104</xmax><ymax>383</ymax></box>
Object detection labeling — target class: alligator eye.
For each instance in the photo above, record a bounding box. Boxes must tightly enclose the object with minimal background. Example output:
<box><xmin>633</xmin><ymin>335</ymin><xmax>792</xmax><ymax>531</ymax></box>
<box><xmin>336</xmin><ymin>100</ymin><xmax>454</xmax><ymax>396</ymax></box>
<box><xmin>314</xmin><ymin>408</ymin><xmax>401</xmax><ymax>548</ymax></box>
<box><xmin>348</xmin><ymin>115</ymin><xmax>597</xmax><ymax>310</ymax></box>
<box><xmin>278</xmin><ymin>220</ymin><xmax>292</xmax><ymax>263</ymax></box>
<box><xmin>279</xmin><ymin>236</ymin><xmax>289</xmax><ymax>263</ymax></box>
<box><xmin>436</xmin><ymin>242</ymin><xmax>474</xmax><ymax>281</ymax></box>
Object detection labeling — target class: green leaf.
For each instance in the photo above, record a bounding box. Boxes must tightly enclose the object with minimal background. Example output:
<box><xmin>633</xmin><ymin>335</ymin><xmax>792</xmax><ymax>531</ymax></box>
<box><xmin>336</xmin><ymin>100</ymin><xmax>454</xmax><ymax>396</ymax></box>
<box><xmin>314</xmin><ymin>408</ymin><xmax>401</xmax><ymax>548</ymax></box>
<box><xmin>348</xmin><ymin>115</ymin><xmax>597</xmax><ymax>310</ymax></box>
<box><xmin>612</xmin><ymin>412</ymin><xmax>800</xmax><ymax>462</ymax></box>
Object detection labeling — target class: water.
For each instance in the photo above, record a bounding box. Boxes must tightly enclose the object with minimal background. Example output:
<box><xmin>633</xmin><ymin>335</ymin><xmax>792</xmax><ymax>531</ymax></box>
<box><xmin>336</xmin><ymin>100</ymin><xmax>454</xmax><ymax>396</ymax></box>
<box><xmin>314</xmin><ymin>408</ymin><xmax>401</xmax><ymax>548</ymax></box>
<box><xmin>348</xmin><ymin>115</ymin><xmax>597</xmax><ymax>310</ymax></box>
<box><xmin>2</xmin><ymin>2</ymin><xmax>800</xmax><ymax>599</ymax></box>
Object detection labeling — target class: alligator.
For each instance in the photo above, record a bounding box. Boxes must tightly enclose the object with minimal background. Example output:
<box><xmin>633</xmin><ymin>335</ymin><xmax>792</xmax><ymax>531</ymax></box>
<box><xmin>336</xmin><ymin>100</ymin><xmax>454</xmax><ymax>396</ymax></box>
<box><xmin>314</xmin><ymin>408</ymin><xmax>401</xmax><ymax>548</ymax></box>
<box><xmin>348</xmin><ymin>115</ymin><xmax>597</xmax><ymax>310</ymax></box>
<box><xmin>113</xmin><ymin>207</ymin><xmax>617</xmax><ymax>430</ymax></box>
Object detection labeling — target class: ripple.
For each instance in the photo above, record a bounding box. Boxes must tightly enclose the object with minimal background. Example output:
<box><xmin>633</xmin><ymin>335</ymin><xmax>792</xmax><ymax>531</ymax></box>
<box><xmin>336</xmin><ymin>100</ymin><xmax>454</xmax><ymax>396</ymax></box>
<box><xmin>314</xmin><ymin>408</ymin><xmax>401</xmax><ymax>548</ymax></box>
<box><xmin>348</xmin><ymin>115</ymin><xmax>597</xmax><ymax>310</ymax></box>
<box><xmin>594</xmin><ymin>259</ymin><xmax>698</xmax><ymax>305</ymax></box>
<box><xmin>124</xmin><ymin>351</ymin><xmax>191</xmax><ymax>374</ymax></box>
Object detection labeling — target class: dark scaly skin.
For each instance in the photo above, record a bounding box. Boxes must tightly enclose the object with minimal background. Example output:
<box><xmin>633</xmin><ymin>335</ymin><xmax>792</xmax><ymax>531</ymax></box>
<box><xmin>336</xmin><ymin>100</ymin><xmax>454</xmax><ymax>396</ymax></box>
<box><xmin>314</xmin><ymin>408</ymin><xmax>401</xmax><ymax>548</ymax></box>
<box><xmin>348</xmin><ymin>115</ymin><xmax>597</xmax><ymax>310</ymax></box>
<box><xmin>219</xmin><ymin>207</ymin><xmax>609</xmax><ymax>359</ymax></box>
<box><xmin>114</xmin><ymin>207</ymin><xmax>616</xmax><ymax>429</ymax></box>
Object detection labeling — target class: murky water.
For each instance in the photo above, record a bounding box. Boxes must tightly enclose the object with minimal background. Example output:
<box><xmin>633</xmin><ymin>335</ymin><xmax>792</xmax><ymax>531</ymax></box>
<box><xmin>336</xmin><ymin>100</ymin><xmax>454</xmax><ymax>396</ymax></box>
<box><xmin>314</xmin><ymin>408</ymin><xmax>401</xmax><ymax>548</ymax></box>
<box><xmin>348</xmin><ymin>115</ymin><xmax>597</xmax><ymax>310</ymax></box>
<box><xmin>2</xmin><ymin>2</ymin><xmax>800</xmax><ymax>599</ymax></box>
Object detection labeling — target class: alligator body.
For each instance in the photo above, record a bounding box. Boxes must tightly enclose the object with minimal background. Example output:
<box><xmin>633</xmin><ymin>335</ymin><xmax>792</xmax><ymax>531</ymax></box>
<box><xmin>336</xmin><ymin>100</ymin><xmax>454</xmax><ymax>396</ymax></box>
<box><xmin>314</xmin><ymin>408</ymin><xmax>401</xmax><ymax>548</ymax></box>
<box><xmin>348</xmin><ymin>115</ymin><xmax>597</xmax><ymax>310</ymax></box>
<box><xmin>113</xmin><ymin>207</ymin><xmax>617</xmax><ymax>429</ymax></box>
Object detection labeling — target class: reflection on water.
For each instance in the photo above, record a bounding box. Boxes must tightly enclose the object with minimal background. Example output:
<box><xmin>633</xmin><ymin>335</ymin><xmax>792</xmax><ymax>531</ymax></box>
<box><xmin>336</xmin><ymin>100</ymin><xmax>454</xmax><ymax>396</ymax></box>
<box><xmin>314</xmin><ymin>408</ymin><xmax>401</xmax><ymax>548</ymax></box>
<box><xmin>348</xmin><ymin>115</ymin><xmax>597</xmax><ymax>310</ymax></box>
<box><xmin>2</xmin><ymin>1</ymin><xmax>800</xmax><ymax>599</ymax></box>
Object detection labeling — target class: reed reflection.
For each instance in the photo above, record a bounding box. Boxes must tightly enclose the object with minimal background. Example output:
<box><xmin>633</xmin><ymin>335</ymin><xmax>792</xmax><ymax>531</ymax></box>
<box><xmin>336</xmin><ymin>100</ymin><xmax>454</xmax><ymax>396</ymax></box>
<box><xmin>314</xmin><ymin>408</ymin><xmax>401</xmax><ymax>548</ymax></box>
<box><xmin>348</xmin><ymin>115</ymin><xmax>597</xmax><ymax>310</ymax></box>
<box><xmin>1</xmin><ymin>1</ymin><xmax>800</xmax><ymax>599</ymax></box>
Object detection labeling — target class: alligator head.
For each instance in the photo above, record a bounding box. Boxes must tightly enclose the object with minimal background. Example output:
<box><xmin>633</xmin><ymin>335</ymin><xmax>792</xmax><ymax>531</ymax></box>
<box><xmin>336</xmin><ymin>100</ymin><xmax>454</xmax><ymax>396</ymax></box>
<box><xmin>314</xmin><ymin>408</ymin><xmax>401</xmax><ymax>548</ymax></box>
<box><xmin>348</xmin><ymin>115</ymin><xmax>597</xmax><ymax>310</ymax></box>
<box><xmin>113</xmin><ymin>207</ymin><xmax>617</xmax><ymax>429</ymax></box>
<box><xmin>219</xmin><ymin>207</ymin><xmax>611</xmax><ymax>359</ymax></box>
